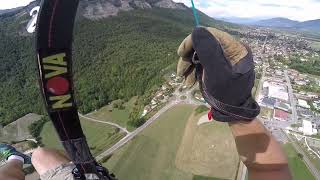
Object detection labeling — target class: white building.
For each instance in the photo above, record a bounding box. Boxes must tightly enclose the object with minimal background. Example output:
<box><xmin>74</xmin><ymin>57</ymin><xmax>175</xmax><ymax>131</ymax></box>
<box><xmin>299</xmin><ymin>120</ymin><xmax>318</xmax><ymax>136</ymax></box>
<box><xmin>298</xmin><ymin>99</ymin><xmax>311</xmax><ymax>109</ymax></box>
<box><xmin>295</xmin><ymin>80</ymin><xmax>307</xmax><ymax>86</ymax></box>
<box><xmin>141</xmin><ymin>109</ymin><xmax>148</xmax><ymax>117</ymax></box>
<box><xmin>263</xmin><ymin>81</ymin><xmax>289</xmax><ymax>102</ymax></box>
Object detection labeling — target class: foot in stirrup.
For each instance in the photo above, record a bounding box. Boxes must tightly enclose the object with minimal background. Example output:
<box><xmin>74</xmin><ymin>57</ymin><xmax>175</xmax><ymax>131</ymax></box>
<box><xmin>0</xmin><ymin>144</ymin><xmax>32</xmax><ymax>164</ymax></box>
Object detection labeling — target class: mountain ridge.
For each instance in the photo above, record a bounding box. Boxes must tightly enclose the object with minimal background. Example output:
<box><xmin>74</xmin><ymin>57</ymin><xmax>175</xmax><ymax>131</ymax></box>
<box><xmin>0</xmin><ymin>0</ymin><xmax>187</xmax><ymax>20</ymax></box>
<box><xmin>0</xmin><ymin>0</ymin><xmax>236</xmax><ymax>125</ymax></box>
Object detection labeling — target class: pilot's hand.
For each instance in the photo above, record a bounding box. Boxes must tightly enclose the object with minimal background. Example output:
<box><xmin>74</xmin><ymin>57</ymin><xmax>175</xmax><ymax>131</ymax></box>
<box><xmin>177</xmin><ymin>28</ymin><xmax>291</xmax><ymax>180</ymax></box>
<box><xmin>176</xmin><ymin>27</ymin><xmax>260</xmax><ymax>122</ymax></box>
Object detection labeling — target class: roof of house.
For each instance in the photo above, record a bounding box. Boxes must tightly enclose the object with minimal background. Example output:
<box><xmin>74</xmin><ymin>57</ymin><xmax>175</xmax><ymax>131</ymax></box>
<box><xmin>274</xmin><ymin>109</ymin><xmax>289</xmax><ymax>120</ymax></box>
<box><xmin>298</xmin><ymin>109</ymin><xmax>314</xmax><ymax>117</ymax></box>
<box><xmin>275</xmin><ymin>102</ymin><xmax>291</xmax><ymax>112</ymax></box>
<box><xmin>263</xmin><ymin>82</ymin><xmax>289</xmax><ymax>102</ymax></box>
<box><xmin>262</xmin><ymin>97</ymin><xmax>276</xmax><ymax>107</ymax></box>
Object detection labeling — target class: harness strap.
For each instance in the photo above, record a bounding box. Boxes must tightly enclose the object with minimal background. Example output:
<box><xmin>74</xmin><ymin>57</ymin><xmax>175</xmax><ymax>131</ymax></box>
<box><xmin>36</xmin><ymin>0</ymin><xmax>115</xmax><ymax>179</ymax></box>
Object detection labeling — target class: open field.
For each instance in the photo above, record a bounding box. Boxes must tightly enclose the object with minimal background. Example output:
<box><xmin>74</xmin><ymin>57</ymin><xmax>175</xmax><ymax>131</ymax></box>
<box><xmin>283</xmin><ymin>143</ymin><xmax>315</xmax><ymax>180</ymax></box>
<box><xmin>87</xmin><ymin>97</ymin><xmax>138</xmax><ymax>130</ymax></box>
<box><xmin>193</xmin><ymin>175</ymin><xmax>227</xmax><ymax>180</ymax></box>
<box><xmin>252</xmin><ymin>79</ymin><xmax>260</xmax><ymax>97</ymax></box>
<box><xmin>0</xmin><ymin>113</ymin><xmax>43</xmax><ymax>142</ymax></box>
<box><xmin>104</xmin><ymin>105</ymin><xmax>239</xmax><ymax>180</ymax></box>
<box><xmin>176</xmin><ymin>113</ymin><xmax>239</xmax><ymax>179</ymax></box>
<box><xmin>259</xmin><ymin>107</ymin><xmax>273</xmax><ymax>119</ymax></box>
<box><xmin>311</xmin><ymin>41</ymin><xmax>320</xmax><ymax>51</ymax></box>
<box><xmin>41</xmin><ymin>118</ymin><xmax>125</xmax><ymax>156</ymax></box>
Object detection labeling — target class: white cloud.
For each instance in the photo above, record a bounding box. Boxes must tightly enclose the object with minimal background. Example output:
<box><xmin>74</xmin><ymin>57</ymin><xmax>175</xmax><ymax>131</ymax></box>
<box><xmin>173</xmin><ymin>0</ymin><xmax>320</xmax><ymax>21</ymax></box>
<box><xmin>0</xmin><ymin>0</ymin><xmax>34</xmax><ymax>10</ymax></box>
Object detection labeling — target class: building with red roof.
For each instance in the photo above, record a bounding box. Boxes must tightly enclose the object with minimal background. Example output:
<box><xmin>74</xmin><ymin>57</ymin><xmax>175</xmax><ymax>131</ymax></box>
<box><xmin>273</xmin><ymin>109</ymin><xmax>289</xmax><ymax>121</ymax></box>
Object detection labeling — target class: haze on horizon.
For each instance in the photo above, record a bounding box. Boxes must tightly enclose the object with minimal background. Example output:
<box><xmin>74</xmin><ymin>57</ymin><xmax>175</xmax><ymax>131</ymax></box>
<box><xmin>174</xmin><ymin>0</ymin><xmax>320</xmax><ymax>22</ymax></box>
<box><xmin>1</xmin><ymin>0</ymin><xmax>320</xmax><ymax>21</ymax></box>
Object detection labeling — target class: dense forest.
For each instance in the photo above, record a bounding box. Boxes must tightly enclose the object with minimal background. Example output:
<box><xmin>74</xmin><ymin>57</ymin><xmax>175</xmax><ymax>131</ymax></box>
<box><xmin>0</xmin><ymin>7</ymin><xmax>233</xmax><ymax>126</ymax></box>
<box><xmin>289</xmin><ymin>55</ymin><xmax>320</xmax><ymax>76</ymax></box>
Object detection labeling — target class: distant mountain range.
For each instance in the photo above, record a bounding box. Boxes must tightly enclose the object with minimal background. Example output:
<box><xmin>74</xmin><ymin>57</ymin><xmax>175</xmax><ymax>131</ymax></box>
<box><xmin>222</xmin><ymin>17</ymin><xmax>320</xmax><ymax>32</ymax></box>
<box><xmin>254</xmin><ymin>18</ymin><xmax>299</xmax><ymax>28</ymax></box>
<box><xmin>218</xmin><ymin>17</ymin><xmax>266</xmax><ymax>25</ymax></box>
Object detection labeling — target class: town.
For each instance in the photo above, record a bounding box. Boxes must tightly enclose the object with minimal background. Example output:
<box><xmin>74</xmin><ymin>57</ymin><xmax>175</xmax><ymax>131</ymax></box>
<box><xmin>244</xmin><ymin>27</ymin><xmax>320</xmax><ymax>177</ymax></box>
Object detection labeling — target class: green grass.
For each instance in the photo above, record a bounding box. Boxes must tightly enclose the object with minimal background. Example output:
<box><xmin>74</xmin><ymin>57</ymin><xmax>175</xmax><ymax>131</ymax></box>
<box><xmin>87</xmin><ymin>97</ymin><xmax>138</xmax><ymax>130</ymax></box>
<box><xmin>41</xmin><ymin>118</ymin><xmax>125</xmax><ymax>156</ymax></box>
<box><xmin>0</xmin><ymin>113</ymin><xmax>43</xmax><ymax>142</ymax></box>
<box><xmin>311</xmin><ymin>133</ymin><xmax>320</xmax><ymax>139</ymax></box>
<box><xmin>259</xmin><ymin>107</ymin><xmax>273</xmax><ymax>119</ymax></box>
<box><xmin>193</xmin><ymin>175</ymin><xmax>227</xmax><ymax>180</ymax></box>
<box><xmin>104</xmin><ymin>105</ymin><xmax>195</xmax><ymax>180</ymax></box>
<box><xmin>283</xmin><ymin>143</ymin><xmax>316</xmax><ymax>180</ymax></box>
<box><xmin>252</xmin><ymin>79</ymin><xmax>260</xmax><ymax>97</ymax></box>
<box><xmin>195</xmin><ymin>105</ymin><xmax>209</xmax><ymax>115</ymax></box>
<box><xmin>104</xmin><ymin>105</ymin><xmax>238</xmax><ymax>180</ymax></box>
<box><xmin>311</xmin><ymin>41</ymin><xmax>320</xmax><ymax>50</ymax></box>
<box><xmin>176</xmin><ymin>111</ymin><xmax>238</xmax><ymax>179</ymax></box>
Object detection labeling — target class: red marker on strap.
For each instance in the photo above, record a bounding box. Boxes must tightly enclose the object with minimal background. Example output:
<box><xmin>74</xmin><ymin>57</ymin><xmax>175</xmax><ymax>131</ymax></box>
<box><xmin>208</xmin><ymin>109</ymin><xmax>213</xmax><ymax>121</ymax></box>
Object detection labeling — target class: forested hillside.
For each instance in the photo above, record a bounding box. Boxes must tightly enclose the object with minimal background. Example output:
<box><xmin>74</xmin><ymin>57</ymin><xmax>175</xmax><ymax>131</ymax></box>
<box><xmin>0</xmin><ymin>6</ymin><xmax>234</xmax><ymax>126</ymax></box>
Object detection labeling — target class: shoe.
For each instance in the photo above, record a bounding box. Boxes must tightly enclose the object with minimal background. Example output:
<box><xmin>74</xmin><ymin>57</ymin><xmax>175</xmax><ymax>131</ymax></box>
<box><xmin>0</xmin><ymin>144</ymin><xmax>31</xmax><ymax>164</ymax></box>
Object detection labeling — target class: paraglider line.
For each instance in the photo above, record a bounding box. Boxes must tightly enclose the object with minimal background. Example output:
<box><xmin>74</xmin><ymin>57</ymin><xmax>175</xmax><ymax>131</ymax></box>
<box><xmin>191</xmin><ymin>0</ymin><xmax>200</xmax><ymax>26</ymax></box>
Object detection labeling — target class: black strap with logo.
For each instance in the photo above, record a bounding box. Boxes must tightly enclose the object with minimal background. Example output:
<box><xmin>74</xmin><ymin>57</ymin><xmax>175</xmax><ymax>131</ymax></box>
<box><xmin>35</xmin><ymin>0</ymin><xmax>115</xmax><ymax>179</ymax></box>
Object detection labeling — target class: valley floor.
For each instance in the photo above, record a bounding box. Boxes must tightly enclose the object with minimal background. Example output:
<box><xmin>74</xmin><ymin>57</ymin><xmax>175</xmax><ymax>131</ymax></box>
<box><xmin>103</xmin><ymin>105</ymin><xmax>239</xmax><ymax>180</ymax></box>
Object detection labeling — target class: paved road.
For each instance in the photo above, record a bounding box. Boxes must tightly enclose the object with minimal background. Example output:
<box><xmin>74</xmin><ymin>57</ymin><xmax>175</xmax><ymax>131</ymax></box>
<box><xmin>256</xmin><ymin>65</ymin><xmax>266</xmax><ymax>100</ymax></box>
<box><xmin>78</xmin><ymin>113</ymin><xmax>129</xmax><ymax>134</ymax></box>
<box><xmin>255</xmin><ymin>35</ymin><xmax>268</xmax><ymax>101</ymax></box>
<box><xmin>96</xmin><ymin>102</ymin><xmax>179</xmax><ymax>160</ymax></box>
<box><xmin>283</xmin><ymin>130</ymin><xmax>320</xmax><ymax>179</ymax></box>
<box><xmin>284</xmin><ymin>70</ymin><xmax>298</xmax><ymax>124</ymax></box>
<box><xmin>305</xmin><ymin>137</ymin><xmax>320</xmax><ymax>159</ymax></box>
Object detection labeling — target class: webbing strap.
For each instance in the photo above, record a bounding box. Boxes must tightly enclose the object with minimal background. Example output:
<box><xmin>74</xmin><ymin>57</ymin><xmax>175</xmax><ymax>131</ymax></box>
<box><xmin>35</xmin><ymin>0</ymin><xmax>115</xmax><ymax>179</ymax></box>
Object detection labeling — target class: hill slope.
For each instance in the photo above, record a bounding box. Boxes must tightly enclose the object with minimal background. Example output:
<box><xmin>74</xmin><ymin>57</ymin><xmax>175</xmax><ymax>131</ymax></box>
<box><xmin>294</xmin><ymin>19</ymin><xmax>320</xmax><ymax>32</ymax></box>
<box><xmin>254</xmin><ymin>17</ymin><xmax>299</xmax><ymax>28</ymax></box>
<box><xmin>0</xmin><ymin>1</ymin><xmax>234</xmax><ymax>126</ymax></box>
<box><xmin>252</xmin><ymin>17</ymin><xmax>320</xmax><ymax>32</ymax></box>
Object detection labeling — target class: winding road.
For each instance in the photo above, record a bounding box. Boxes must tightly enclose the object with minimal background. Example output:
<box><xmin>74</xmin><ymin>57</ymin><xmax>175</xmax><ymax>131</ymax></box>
<box><xmin>96</xmin><ymin>102</ymin><xmax>178</xmax><ymax>160</ymax></box>
<box><xmin>96</xmin><ymin>86</ymin><xmax>205</xmax><ymax>161</ymax></box>
<box><xmin>78</xmin><ymin>113</ymin><xmax>129</xmax><ymax>134</ymax></box>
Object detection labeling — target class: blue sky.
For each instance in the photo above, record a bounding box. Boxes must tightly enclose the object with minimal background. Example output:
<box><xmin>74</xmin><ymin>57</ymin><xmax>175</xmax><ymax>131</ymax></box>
<box><xmin>173</xmin><ymin>0</ymin><xmax>320</xmax><ymax>21</ymax></box>
<box><xmin>0</xmin><ymin>0</ymin><xmax>319</xmax><ymax>21</ymax></box>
